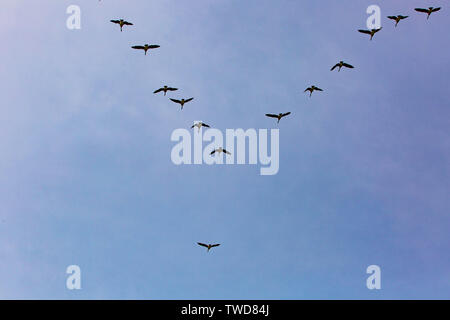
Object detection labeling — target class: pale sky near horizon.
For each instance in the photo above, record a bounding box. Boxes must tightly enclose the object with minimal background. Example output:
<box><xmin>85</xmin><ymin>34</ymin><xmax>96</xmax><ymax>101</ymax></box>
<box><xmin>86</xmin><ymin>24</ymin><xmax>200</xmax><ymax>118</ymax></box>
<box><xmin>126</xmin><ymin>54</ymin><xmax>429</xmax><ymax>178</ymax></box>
<box><xmin>0</xmin><ymin>0</ymin><xmax>449</xmax><ymax>299</ymax></box>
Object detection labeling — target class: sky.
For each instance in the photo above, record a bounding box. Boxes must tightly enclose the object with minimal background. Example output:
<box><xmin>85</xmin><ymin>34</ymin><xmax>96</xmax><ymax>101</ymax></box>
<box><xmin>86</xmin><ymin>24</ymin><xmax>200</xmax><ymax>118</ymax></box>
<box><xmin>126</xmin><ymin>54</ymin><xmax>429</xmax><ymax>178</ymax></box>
<box><xmin>0</xmin><ymin>0</ymin><xmax>449</xmax><ymax>299</ymax></box>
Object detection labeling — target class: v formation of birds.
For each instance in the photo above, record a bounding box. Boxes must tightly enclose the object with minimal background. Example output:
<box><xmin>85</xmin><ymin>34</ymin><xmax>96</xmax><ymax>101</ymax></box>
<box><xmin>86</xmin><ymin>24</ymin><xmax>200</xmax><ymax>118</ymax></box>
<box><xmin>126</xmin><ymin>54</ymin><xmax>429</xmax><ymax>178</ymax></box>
<box><xmin>109</xmin><ymin>6</ymin><xmax>441</xmax><ymax>252</ymax></box>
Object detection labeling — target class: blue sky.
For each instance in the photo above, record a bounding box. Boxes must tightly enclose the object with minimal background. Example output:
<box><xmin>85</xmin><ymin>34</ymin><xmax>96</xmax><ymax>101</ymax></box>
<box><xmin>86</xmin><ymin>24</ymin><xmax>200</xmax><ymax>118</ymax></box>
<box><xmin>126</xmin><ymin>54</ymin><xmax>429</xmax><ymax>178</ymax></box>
<box><xmin>0</xmin><ymin>0</ymin><xmax>449</xmax><ymax>299</ymax></box>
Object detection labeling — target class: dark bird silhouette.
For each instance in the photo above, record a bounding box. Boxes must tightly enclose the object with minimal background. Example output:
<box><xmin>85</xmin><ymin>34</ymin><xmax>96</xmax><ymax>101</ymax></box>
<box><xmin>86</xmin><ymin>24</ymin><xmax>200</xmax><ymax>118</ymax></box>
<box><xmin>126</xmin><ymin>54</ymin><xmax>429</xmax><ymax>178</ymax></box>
<box><xmin>154</xmin><ymin>86</ymin><xmax>178</xmax><ymax>96</ymax></box>
<box><xmin>415</xmin><ymin>7</ymin><xmax>441</xmax><ymax>19</ymax></box>
<box><xmin>197</xmin><ymin>242</ymin><xmax>220</xmax><ymax>252</ymax></box>
<box><xmin>265</xmin><ymin>112</ymin><xmax>291</xmax><ymax>123</ymax></box>
<box><xmin>210</xmin><ymin>147</ymin><xmax>231</xmax><ymax>156</ymax></box>
<box><xmin>387</xmin><ymin>15</ymin><xmax>409</xmax><ymax>27</ymax></box>
<box><xmin>331</xmin><ymin>61</ymin><xmax>354</xmax><ymax>72</ymax></box>
<box><xmin>110</xmin><ymin>19</ymin><xmax>133</xmax><ymax>32</ymax></box>
<box><xmin>170</xmin><ymin>98</ymin><xmax>194</xmax><ymax>110</ymax></box>
<box><xmin>131</xmin><ymin>44</ymin><xmax>160</xmax><ymax>55</ymax></box>
<box><xmin>191</xmin><ymin>122</ymin><xmax>210</xmax><ymax>131</ymax></box>
<box><xmin>358</xmin><ymin>27</ymin><xmax>382</xmax><ymax>40</ymax></box>
<box><xmin>304</xmin><ymin>85</ymin><xmax>323</xmax><ymax>97</ymax></box>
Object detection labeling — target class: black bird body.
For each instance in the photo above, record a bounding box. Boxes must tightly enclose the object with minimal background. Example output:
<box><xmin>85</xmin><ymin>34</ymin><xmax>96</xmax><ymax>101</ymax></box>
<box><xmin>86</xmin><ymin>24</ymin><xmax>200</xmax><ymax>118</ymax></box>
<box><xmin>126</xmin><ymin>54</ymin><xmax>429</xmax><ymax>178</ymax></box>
<box><xmin>110</xmin><ymin>19</ymin><xmax>133</xmax><ymax>32</ymax></box>
<box><xmin>265</xmin><ymin>112</ymin><xmax>291</xmax><ymax>123</ymax></box>
<box><xmin>132</xmin><ymin>44</ymin><xmax>160</xmax><ymax>55</ymax></box>
<box><xmin>358</xmin><ymin>27</ymin><xmax>382</xmax><ymax>40</ymax></box>
<box><xmin>154</xmin><ymin>85</ymin><xmax>178</xmax><ymax>96</ymax></box>
<box><xmin>387</xmin><ymin>15</ymin><xmax>408</xmax><ymax>27</ymax></box>
<box><xmin>415</xmin><ymin>7</ymin><xmax>441</xmax><ymax>19</ymax></box>
<box><xmin>331</xmin><ymin>61</ymin><xmax>354</xmax><ymax>72</ymax></box>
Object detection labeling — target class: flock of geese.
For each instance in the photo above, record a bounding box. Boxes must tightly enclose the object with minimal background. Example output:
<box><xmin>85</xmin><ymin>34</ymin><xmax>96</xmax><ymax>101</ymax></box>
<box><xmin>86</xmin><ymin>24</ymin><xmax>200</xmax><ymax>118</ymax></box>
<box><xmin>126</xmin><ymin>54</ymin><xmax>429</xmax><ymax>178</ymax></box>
<box><xmin>108</xmin><ymin>5</ymin><xmax>442</xmax><ymax>253</ymax></box>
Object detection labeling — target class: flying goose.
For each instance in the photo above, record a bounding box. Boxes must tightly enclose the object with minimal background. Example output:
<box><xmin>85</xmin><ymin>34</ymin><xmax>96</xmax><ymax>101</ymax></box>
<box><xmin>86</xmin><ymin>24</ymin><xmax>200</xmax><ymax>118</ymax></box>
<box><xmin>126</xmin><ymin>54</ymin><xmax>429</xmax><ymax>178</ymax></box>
<box><xmin>358</xmin><ymin>27</ymin><xmax>382</xmax><ymax>40</ymax></box>
<box><xmin>415</xmin><ymin>7</ymin><xmax>441</xmax><ymax>19</ymax></box>
<box><xmin>191</xmin><ymin>122</ymin><xmax>210</xmax><ymax>131</ymax></box>
<box><xmin>154</xmin><ymin>86</ymin><xmax>178</xmax><ymax>96</ymax></box>
<box><xmin>387</xmin><ymin>15</ymin><xmax>409</xmax><ymax>27</ymax></box>
<box><xmin>131</xmin><ymin>44</ymin><xmax>160</xmax><ymax>55</ymax></box>
<box><xmin>170</xmin><ymin>98</ymin><xmax>194</xmax><ymax>110</ymax></box>
<box><xmin>331</xmin><ymin>61</ymin><xmax>354</xmax><ymax>72</ymax></box>
<box><xmin>197</xmin><ymin>242</ymin><xmax>220</xmax><ymax>252</ymax></box>
<box><xmin>265</xmin><ymin>112</ymin><xmax>291</xmax><ymax>123</ymax></box>
<box><xmin>304</xmin><ymin>85</ymin><xmax>323</xmax><ymax>97</ymax></box>
<box><xmin>110</xmin><ymin>19</ymin><xmax>133</xmax><ymax>32</ymax></box>
<box><xmin>210</xmin><ymin>147</ymin><xmax>231</xmax><ymax>156</ymax></box>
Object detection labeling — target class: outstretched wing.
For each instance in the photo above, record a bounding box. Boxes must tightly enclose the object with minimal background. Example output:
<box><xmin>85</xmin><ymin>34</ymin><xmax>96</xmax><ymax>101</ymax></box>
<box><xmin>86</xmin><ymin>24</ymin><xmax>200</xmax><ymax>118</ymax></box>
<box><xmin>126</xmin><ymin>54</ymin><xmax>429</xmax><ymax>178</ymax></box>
<box><xmin>358</xmin><ymin>29</ymin><xmax>371</xmax><ymax>35</ymax></box>
<box><xmin>197</xmin><ymin>242</ymin><xmax>208</xmax><ymax>248</ymax></box>
<box><xmin>330</xmin><ymin>64</ymin><xmax>339</xmax><ymax>71</ymax></box>
<box><xmin>123</xmin><ymin>21</ymin><xmax>133</xmax><ymax>25</ymax></box>
<box><xmin>153</xmin><ymin>88</ymin><xmax>163</xmax><ymax>94</ymax></box>
<box><xmin>211</xmin><ymin>244</ymin><xmax>221</xmax><ymax>248</ymax></box>
<box><xmin>342</xmin><ymin>62</ymin><xmax>354</xmax><ymax>68</ymax></box>
<box><xmin>167</xmin><ymin>87</ymin><xmax>178</xmax><ymax>91</ymax></box>
<box><xmin>223</xmin><ymin>149</ymin><xmax>231</xmax><ymax>155</ymax></box>
<box><xmin>185</xmin><ymin>97</ymin><xmax>194</xmax><ymax>103</ymax></box>
<box><xmin>265</xmin><ymin>114</ymin><xmax>278</xmax><ymax>118</ymax></box>
<box><xmin>414</xmin><ymin>8</ymin><xmax>428</xmax><ymax>13</ymax></box>
<box><xmin>191</xmin><ymin>124</ymin><xmax>195</xmax><ymax>128</ymax></box>
<box><xmin>202</xmin><ymin>123</ymin><xmax>210</xmax><ymax>128</ymax></box>
<box><xmin>387</xmin><ymin>16</ymin><xmax>397</xmax><ymax>20</ymax></box>
<box><xmin>432</xmin><ymin>7</ymin><xmax>441</xmax><ymax>13</ymax></box>
<box><xmin>132</xmin><ymin>46</ymin><xmax>145</xmax><ymax>50</ymax></box>
<box><xmin>314</xmin><ymin>87</ymin><xmax>323</xmax><ymax>91</ymax></box>
<box><xmin>170</xmin><ymin>98</ymin><xmax>181</xmax><ymax>104</ymax></box>
<box><xmin>399</xmin><ymin>15</ymin><xmax>409</xmax><ymax>19</ymax></box>
<box><xmin>148</xmin><ymin>45</ymin><xmax>160</xmax><ymax>49</ymax></box>
<box><xmin>281</xmin><ymin>112</ymin><xmax>291</xmax><ymax>118</ymax></box>
<box><xmin>374</xmin><ymin>27</ymin><xmax>382</xmax><ymax>33</ymax></box>
<box><xmin>210</xmin><ymin>150</ymin><xmax>216</xmax><ymax>155</ymax></box>
<box><xmin>110</xmin><ymin>20</ymin><xmax>120</xmax><ymax>24</ymax></box>
<box><xmin>304</xmin><ymin>88</ymin><xmax>311</xmax><ymax>92</ymax></box>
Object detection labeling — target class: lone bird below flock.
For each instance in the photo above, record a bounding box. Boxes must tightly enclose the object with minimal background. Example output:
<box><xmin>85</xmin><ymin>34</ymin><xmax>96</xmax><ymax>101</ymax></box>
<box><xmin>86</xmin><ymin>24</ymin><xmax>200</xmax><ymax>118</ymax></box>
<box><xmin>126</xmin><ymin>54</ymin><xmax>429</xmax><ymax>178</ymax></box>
<box><xmin>131</xmin><ymin>44</ymin><xmax>160</xmax><ymax>55</ymax></box>
<box><xmin>210</xmin><ymin>147</ymin><xmax>231</xmax><ymax>156</ymax></box>
<box><xmin>197</xmin><ymin>243</ymin><xmax>220</xmax><ymax>252</ymax></box>
<box><xmin>110</xmin><ymin>19</ymin><xmax>133</xmax><ymax>32</ymax></box>
<box><xmin>358</xmin><ymin>27</ymin><xmax>382</xmax><ymax>40</ymax></box>
<box><xmin>415</xmin><ymin>7</ymin><xmax>441</xmax><ymax>19</ymax></box>
<box><xmin>170</xmin><ymin>98</ymin><xmax>194</xmax><ymax>110</ymax></box>
<box><xmin>387</xmin><ymin>15</ymin><xmax>409</xmax><ymax>27</ymax></box>
<box><xmin>154</xmin><ymin>85</ymin><xmax>178</xmax><ymax>96</ymax></box>
<box><xmin>191</xmin><ymin>122</ymin><xmax>210</xmax><ymax>131</ymax></box>
<box><xmin>331</xmin><ymin>61</ymin><xmax>354</xmax><ymax>72</ymax></box>
<box><xmin>304</xmin><ymin>85</ymin><xmax>323</xmax><ymax>97</ymax></box>
<box><xmin>265</xmin><ymin>112</ymin><xmax>291</xmax><ymax>123</ymax></box>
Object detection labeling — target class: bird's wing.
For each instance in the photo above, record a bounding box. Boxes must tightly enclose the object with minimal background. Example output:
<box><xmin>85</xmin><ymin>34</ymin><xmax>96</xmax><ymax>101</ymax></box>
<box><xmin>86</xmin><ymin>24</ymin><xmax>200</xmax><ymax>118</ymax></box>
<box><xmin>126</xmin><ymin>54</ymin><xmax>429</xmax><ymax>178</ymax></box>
<box><xmin>123</xmin><ymin>21</ymin><xmax>133</xmax><ymax>25</ymax></box>
<box><xmin>315</xmin><ymin>87</ymin><xmax>323</xmax><ymax>91</ymax></box>
<box><xmin>358</xmin><ymin>29</ymin><xmax>371</xmax><ymax>34</ymax></box>
<box><xmin>415</xmin><ymin>8</ymin><xmax>428</xmax><ymax>13</ymax></box>
<box><xmin>223</xmin><ymin>149</ymin><xmax>231</xmax><ymax>155</ymax></box>
<box><xmin>202</xmin><ymin>123</ymin><xmax>210</xmax><ymax>128</ymax></box>
<box><xmin>399</xmin><ymin>15</ymin><xmax>409</xmax><ymax>19</ymax></box>
<box><xmin>330</xmin><ymin>64</ymin><xmax>338</xmax><ymax>71</ymax></box>
<box><xmin>432</xmin><ymin>7</ymin><xmax>441</xmax><ymax>12</ymax></box>
<box><xmin>153</xmin><ymin>88</ymin><xmax>163</xmax><ymax>94</ymax></box>
<box><xmin>374</xmin><ymin>27</ymin><xmax>382</xmax><ymax>32</ymax></box>
<box><xmin>132</xmin><ymin>46</ymin><xmax>145</xmax><ymax>50</ymax></box>
<box><xmin>148</xmin><ymin>45</ymin><xmax>160</xmax><ymax>49</ymax></box>
<box><xmin>342</xmin><ymin>63</ymin><xmax>354</xmax><ymax>68</ymax></box>
<box><xmin>211</xmin><ymin>244</ymin><xmax>221</xmax><ymax>248</ymax></box>
<box><xmin>197</xmin><ymin>242</ymin><xmax>208</xmax><ymax>248</ymax></box>
<box><xmin>110</xmin><ymin>20</ymin><xmax>120</xmax><ymax>24</ymax></box>
<box><xmin>210</xmin><ymin>150</ymin><xmax>216</xmax><ymax>155</ymax></box>
<box><xmin>167</xmin><ymin>87</ymin><xmax>178</xmax><ymax>91</ymax></box>
<box><xmin>170</xmin><ymin>98</ymin><xmax>181</xmax><ymax>104</ymax></box>
<box><xmin>281</xmin><ymin>112</ymin><xmax>291</xmax><ymax>117</ymax></box>
<box><xmin>185</xmin><ymin>98</ymin><xmax>194</xmax><ymax>103</ymax></box>
<box><xmin>190</xmin><ymin>124</ymin><xmax>195</xmax><ymax>128</ymax></box>
<box><xmin>387</xmin><ymin>16</ymin><xmax>397</xmax><ymax>20</ymax></box>
<box><xmin>265</xmin><ymin>114</ymin><xmax>278</xmax><ymax>118</ymax></box>
<box><xmin>304</xmin><ymin>88</ymin><xmax>311</xmax><ymax>92</ymax></box>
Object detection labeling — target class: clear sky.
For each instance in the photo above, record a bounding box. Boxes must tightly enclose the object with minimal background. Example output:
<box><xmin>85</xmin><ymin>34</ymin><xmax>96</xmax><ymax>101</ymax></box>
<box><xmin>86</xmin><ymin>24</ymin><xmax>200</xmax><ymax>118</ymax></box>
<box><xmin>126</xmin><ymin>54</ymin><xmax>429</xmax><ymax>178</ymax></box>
<box><xmin>0</xmin><ymin>0</ymin><xmax>449</xmax><ymax>299</ymax></box>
